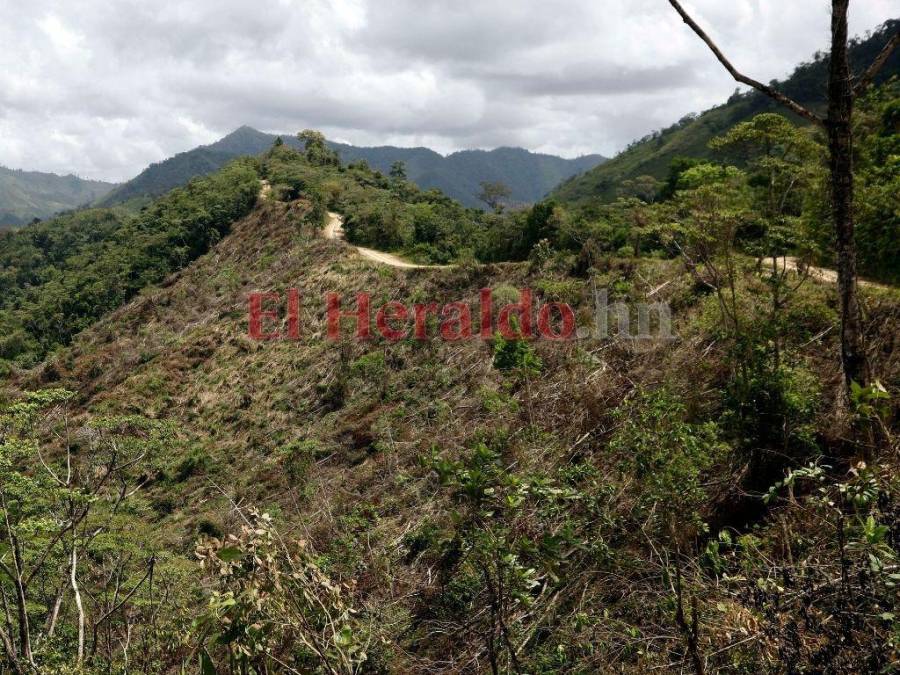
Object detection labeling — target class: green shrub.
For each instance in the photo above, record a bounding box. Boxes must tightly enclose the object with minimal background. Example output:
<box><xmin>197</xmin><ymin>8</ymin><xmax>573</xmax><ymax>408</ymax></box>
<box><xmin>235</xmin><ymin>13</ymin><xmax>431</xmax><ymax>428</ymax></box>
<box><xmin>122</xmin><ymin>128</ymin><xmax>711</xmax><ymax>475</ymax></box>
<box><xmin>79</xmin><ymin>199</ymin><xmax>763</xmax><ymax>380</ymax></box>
<box><xmin>610</xmin><ymin>388</ymin><xmax>729</xmax><ymax>534</ymax></box>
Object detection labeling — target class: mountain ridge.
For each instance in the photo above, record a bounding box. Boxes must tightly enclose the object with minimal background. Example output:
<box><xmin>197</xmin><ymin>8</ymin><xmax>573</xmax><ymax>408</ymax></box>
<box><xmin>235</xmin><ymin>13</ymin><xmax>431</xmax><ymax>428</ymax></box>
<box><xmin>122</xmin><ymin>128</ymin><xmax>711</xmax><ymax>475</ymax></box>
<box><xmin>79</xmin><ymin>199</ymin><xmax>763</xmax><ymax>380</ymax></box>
<box><xmin>0</xmin><ymin>166</ymin><xmax>117</xmax><ymax>227</ymax></box>
<box><xmin>553</xmin><ymin>18</ymin><xmax>900</xmax><ymax>206</ymax></box>
<box><xmin>97</xmin><ymin>126</ymin><xmax>606</xmax><ymax>209</ymax></box>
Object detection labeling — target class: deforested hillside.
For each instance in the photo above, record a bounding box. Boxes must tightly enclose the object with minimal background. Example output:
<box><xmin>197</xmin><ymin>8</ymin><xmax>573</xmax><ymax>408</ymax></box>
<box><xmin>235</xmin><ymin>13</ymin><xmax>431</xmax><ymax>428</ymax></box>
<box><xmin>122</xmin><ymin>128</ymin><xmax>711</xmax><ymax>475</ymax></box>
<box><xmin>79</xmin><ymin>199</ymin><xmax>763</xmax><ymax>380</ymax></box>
<box><xmin>0</xmin><ymin>159</ymin><xmax>260</xmax><ymax>369</ymax></box>
<box><xmin>553</xmin><ymin>19</ymin><xmax>900</xmax><ymax>206</ymax></box>
<box><xmin>4</xmin><ymin>132</ymin><xmax>900</xmax><ymax>673</ymax></box>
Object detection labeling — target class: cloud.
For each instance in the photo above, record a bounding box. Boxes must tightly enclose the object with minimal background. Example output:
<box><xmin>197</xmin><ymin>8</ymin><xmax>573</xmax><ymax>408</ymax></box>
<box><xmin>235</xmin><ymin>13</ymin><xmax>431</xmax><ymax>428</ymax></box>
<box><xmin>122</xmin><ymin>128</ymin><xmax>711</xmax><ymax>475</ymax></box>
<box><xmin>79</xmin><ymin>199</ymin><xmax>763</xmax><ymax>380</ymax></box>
<box><xmin>0</xmin><ymin>0</ymin><xmax>895</xmax><ymax>182</ymax></box>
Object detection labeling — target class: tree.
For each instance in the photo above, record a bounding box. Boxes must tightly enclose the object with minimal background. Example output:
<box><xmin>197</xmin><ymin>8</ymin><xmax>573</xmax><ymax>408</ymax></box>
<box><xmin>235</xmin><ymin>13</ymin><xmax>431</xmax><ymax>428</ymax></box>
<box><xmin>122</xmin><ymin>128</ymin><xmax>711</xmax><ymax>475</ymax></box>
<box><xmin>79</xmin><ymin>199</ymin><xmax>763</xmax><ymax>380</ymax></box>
<box><xmin>389</xmin><ymin>160</ymin><xmax>407</xmax><ymax>181</ymax></box>
<box><xmin>0</xmin><ymin>390</ymin><xmax>169</xmax><ymax>671</ymax></box>
<box><xmin>297</xmin><ymin>129</ymin><xmax>339</xmax><ymax>167</ymax></box>
<box><xmin>618</xmin><ymin>174</ymin><xmax>661</xmax><ymax>202</ymax></box>
<box><xmin>478</xmin><ymin>181</ymin><xmax>512</xmax><ymax>212</ymax></box>
<box><xmin>710</xmin><ymin>113</ymin><xmax>819</xmax><ymax>225</ymax></box>
<box><xmin>668</xmin><ymin>0</ymin><xmax>899</xmax><ymax>394</ymax></box>
<box><xmin>710</xmin><ymin>115</ymin><xmax>821</xmax><ymax>369</ymax></box>
<box><xmin>660</xmin><ymin>157</ymin><xmax>703</xmax><ymax>201</ymax></box>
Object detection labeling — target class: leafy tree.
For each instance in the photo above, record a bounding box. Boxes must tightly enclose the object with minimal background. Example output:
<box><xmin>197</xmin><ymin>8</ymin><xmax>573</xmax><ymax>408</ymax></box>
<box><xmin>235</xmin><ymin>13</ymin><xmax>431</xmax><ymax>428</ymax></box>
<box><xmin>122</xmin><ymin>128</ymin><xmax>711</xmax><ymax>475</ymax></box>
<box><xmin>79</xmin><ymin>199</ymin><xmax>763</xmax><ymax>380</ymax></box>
<box><xmin>664</xmin><ymin>163</ymin><xmax>752</xmax><ymax>343</ymax></box>
<box><xmin>659</xmin><ymin>157</ymin><xmax>704</xmax><ymax>201</ymax></box>
<box><xmin>710</xmin><ymin>113</ymin><xmax>820</xmax><ymax>226</ymax></box>
<box><xmin>669</xmin><ymin>0</ymin><xmax>900</xmax><ymax>394</ymax></box>
<box><xmin>297</xmin><ymin>129</ymin><xmax>340</xmax><ymax>167</ymax></box>
<box><xmin>0</xmin><ymin>390</ymin><xmax>171</xmax><ymax>671</ymax></box>
<box><xmin>618</xmin><ymin>174</ymin><xmax>661</xmax><ymax>202</ymax></box>
<box><xmin>478</xmin><ymin>181</ymin><xmax>512</xmax><ymax>212</ymax></box>
<box><xmin>389</xmin><ymin>160</ymin><xmax>407</xmax><ymax>180</ymax></box>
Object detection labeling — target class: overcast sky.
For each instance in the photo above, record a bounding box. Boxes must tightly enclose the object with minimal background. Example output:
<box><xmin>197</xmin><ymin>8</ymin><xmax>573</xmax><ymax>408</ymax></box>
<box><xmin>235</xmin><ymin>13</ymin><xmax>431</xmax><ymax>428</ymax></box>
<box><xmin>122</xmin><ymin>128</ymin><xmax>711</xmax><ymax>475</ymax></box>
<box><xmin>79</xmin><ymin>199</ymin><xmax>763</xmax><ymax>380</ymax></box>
<box><xmin>0</xmin><ymin>0</ymin><xmax>895</xmax><ymax>183</ymax></box>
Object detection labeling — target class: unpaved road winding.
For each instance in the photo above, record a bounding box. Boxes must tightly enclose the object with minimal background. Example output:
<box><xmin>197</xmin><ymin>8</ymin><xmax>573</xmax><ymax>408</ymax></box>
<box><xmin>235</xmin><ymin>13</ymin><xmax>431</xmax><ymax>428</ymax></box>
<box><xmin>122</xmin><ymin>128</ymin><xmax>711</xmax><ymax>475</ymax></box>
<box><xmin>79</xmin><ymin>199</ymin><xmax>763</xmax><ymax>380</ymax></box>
<box><xmin>763</xmin><ymin>256</ymin><xmax>887</xmax><ymax>290</ymax></box>
<box><xmin>261</xmin><ymin>180</ymin><xmax>446</xmax><ymax>270</ymax></box>
<box><xmin>263</xmin><ymin>183</ymin><xmax>890</xmax><ymax>284</ymax></box>
<box><xmin>323</xmin><ymin>211</ymin><xmax>451</xmax><ymax>270</ymax></box>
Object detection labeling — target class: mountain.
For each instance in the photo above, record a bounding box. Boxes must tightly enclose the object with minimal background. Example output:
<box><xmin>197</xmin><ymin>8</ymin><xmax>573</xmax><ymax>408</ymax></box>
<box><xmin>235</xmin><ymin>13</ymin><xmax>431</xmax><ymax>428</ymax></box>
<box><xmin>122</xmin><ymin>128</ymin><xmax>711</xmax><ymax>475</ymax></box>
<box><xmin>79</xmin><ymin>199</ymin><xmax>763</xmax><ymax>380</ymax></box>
<box><xmin>553</xmin><ymin>18</ymin><xmax>900</xmax><ymax>206</ymax></box>
<box><xmin>330</xmin><ymin>142</ymin><xmax>605</xmax><ymax>207</ymax></box>
<box><xmin>0</xmin><ymin>166</ymin><xmax>117</xmax><ymax>227</ymax></box>
<box><xmin>98</xmin><ymin>125</ymin><xmax>605</xmax><ymax>208</ymax></box>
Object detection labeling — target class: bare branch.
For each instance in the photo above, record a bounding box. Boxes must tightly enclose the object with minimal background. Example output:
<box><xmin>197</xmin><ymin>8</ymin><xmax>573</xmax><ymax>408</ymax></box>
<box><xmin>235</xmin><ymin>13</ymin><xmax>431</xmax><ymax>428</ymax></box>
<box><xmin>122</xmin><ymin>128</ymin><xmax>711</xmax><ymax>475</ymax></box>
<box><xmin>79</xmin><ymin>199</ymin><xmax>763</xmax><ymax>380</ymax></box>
<box><xmin>90</xmin><ymin>557</ymin><xmax>155</xmax><ymax>656</ymax></box>
<box><xmin>70</xmin><ymin>541</ymin><xmax>85</xmax><ymax>666</ymax></box>
<box><xmin>668</xmin><ymin>0</ymin><xmax>825</xmax><ymax>127</ymax></box>
<box><xmin>853</xmin><ymin>30</ymin><xmax>900</xmax><ymax>96</ymax></box>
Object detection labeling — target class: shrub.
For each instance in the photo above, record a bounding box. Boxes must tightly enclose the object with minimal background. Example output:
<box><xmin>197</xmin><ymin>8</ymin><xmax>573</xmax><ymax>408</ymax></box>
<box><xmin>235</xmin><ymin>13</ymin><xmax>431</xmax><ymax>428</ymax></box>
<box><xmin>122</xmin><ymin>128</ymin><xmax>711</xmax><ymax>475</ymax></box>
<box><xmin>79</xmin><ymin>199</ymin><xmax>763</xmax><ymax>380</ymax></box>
<box><xmin>610</xmin><ymin>388</ymin><xmax>729</xmax><ymax>535</ymax></box>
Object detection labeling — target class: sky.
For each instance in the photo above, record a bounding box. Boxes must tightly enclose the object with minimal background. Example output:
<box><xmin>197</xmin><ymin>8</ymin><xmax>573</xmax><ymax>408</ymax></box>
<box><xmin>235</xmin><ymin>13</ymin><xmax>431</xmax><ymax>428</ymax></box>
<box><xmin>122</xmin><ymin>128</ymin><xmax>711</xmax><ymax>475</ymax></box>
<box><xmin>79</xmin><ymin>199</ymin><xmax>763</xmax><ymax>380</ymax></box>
<box><xmin>0</xmin><ymin>0</ymin><xmax>895</xmax><ymax>183</ymax></box>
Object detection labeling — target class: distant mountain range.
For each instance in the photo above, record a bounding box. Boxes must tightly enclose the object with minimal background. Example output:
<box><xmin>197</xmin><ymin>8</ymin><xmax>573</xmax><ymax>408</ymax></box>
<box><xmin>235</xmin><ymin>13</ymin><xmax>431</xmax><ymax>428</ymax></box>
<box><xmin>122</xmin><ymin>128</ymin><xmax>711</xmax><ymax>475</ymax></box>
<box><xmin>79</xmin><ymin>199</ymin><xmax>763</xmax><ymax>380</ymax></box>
<box><xmin>16</xmin><ymin>20</ymin><xmax>893</xmax><ymax>222</ymax></box>
<box><xmin>0</xmin><ymin>167</ymin><xmax>116</xmax><ymax>228</ymax></box>
<box><xmin>553</xmin><ymin>18</ymin><xmax>900</xmax><ymax>206</ymax></box>
<box><xmin>97</xmin><ymin>127</ymin><xmax>606</xmax><ymax>209</ymax></box>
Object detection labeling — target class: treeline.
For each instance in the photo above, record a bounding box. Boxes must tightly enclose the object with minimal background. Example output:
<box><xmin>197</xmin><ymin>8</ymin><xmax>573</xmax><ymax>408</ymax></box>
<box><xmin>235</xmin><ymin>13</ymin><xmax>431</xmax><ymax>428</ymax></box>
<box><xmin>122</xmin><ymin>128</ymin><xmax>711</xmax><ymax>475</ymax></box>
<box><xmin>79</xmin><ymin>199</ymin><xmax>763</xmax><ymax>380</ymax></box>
<box><xmin>0</xmin><ymin>159</ymin><xmax>260</xmax><ymax>368</ymax></box>
<box><xmin>313</xmin><ymin>81</ymin><xmax>898</xmax><ymax>283</ymax></box>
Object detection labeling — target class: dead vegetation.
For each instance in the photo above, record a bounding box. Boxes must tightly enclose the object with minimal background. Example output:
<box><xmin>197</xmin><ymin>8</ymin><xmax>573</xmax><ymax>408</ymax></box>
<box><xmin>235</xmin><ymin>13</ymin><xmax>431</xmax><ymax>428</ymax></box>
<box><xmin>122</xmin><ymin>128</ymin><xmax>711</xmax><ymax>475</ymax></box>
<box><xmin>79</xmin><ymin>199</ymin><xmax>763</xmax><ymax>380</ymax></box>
<box><xmin>4</xmin><ymin>186</ymin><xmax>899</xmax><ymax>673</ymax></box>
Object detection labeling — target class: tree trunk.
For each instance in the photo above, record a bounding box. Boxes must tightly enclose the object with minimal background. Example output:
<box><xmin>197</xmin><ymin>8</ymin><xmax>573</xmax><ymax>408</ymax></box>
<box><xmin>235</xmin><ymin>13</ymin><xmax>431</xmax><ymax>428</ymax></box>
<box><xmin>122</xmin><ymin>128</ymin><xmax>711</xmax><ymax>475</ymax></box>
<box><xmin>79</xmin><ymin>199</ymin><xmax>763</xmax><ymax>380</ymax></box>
<box><xmin>828</xmin><ymin>0</ymin><xmax>868</xmax><ymax>391</ymax></box>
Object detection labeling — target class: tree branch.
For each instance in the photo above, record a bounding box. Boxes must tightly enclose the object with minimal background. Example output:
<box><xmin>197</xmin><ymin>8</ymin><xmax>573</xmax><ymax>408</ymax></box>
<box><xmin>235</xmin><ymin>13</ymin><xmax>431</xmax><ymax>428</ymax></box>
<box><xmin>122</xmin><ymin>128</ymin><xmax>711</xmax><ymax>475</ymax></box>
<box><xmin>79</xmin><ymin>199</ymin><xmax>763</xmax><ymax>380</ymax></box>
<box><xmin>853</xmin><ymin>30</ymin><xmax>900</xmax><ymax>96</ymax></box>
<box><xmin>0</xmin><ymin>623</ymin><xmax>22</xmax><ymax>675</ymax></box>
<box><xmin>90</xmin><ymin>557</ymin><xmax>155</xmax><ymax>657</ymax></box>
<box><xmin>668</xmin><ymin>0</ymin><xmax>825</xmax><ymax>127</ymax></box>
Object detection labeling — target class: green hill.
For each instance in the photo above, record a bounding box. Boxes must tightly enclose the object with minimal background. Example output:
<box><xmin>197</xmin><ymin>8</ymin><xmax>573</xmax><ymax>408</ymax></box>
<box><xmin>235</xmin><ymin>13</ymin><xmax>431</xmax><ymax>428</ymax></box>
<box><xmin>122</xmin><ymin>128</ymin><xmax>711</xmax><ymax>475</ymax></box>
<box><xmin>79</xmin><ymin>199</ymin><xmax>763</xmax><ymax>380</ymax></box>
<box><xmin>3</xmin><ymin>142</ymin><xmax>899</xmax><ymax>672</ymax></box>
<box><xmin>98</xmin><ymin>125</ymin><xmax>605</xmax><ymax>209</ymax></box>
<box><xmin>0</xmin><ymin>166</ymin><xmax>116</xmax><ymax>227</ymax></box>
<box><xmin>553</xmin><ymin>19</ymin><xmax>900</xmax><ymax>206</ymax></box>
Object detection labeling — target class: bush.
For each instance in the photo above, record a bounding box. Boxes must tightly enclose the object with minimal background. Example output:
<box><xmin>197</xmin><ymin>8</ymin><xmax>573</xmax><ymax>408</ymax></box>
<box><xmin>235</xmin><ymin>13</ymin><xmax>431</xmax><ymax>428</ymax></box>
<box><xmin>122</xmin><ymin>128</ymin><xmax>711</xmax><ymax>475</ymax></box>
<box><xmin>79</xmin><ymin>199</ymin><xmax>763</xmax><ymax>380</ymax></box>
<box><xmin>610</xmin><ymin>388</ymin><xmax>729</xmax><ymax>535</ymax></box>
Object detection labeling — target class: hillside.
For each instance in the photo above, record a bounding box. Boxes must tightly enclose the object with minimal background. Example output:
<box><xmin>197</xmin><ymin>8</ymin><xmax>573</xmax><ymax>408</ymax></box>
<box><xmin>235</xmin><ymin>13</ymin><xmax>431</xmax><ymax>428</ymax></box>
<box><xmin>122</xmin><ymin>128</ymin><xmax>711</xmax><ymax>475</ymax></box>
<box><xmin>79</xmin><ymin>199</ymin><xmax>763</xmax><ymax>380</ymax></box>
<box><xmin>0</xmin><ymin>160</ymin><xmax>260</xmax><ymax>368</ymax></box>
<box><xmin>553</xmin><ymin>19</ymin><xmax>900</xmax><ymax>205</ymax></box>
<box><xmin>0</xmin><ymin>166</ymin><xmax>117</xmax><ymax>227</ymax></box>
<box><xmin>2</xmin><ymin>127</ymin><xmax>899</xmax><ymax>671</ymax></box>
<box><xmin>98</xmin><ymin>125</ymin><xmax>605</xmax><ymax>209</ymax></box>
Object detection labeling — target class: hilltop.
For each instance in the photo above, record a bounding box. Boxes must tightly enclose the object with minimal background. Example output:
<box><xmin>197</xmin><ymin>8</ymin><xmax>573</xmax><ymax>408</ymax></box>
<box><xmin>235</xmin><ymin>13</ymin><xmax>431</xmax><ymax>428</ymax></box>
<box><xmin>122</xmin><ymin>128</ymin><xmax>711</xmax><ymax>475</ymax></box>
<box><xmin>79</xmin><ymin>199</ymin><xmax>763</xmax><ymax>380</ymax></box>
<box><xmin>0</xmin><ymin>166</ymin><xmax>116</xmax><ymax>227</ymax></box>
<box><xmin>553</xmin><ymin>19</ymin><xmax>900</xmax><ymax>205</ymax></box>
<box><xmin>97</xmin><ymin>125</ymin><xmax>605</xmax><ymax>209</ymax></box>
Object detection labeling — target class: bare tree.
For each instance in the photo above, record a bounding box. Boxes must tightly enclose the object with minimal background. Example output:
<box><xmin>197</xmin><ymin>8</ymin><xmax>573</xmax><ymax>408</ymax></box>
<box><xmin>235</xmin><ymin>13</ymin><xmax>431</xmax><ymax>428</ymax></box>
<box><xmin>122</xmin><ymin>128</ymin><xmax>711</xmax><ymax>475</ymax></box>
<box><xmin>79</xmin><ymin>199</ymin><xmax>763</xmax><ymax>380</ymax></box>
<box><xmin>668</xmin><ymin>0</ymin><xmax>899</xmax><ymax>394</ymax></box>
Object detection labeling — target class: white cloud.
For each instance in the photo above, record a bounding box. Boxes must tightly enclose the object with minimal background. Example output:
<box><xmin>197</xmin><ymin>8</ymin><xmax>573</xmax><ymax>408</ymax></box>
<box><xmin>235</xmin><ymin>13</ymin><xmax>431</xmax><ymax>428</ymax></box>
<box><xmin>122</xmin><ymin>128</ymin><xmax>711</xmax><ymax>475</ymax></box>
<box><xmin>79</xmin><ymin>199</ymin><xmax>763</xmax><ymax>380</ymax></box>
<box><xmin>0</xmin><ymin>0</ymin><xmax>894</xmax><ymax>181</ymax></box>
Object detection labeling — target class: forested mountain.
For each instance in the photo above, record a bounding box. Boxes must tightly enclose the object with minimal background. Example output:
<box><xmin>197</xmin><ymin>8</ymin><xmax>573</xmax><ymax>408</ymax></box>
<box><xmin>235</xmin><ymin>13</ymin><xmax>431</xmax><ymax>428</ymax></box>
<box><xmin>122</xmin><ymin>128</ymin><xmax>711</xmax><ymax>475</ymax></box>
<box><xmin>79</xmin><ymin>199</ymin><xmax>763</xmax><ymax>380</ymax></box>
<box><xmin>97</xmin><ymin>125</ymin><xmax>605</xmax><ymax>209</ymax></box>
<box><xmin>0</xmin><ymin>160</ymin><xmax>259</xmax><ymax>367</ymax></box>
<box><xmin>553</xmin><ymin>19</ymin><xmax>900</xmax><ymax>205</ymax></box>
<box><xmin>0</xmin><ymin>166</ymin><xmax>116</xmax><ymax>227</ymax></box>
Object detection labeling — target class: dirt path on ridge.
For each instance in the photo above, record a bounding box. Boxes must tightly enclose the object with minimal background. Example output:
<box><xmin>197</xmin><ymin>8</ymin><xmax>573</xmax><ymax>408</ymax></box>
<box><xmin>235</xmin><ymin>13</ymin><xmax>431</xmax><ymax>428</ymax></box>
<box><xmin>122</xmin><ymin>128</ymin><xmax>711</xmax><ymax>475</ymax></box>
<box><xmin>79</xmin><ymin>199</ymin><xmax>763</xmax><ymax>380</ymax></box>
<box><xmin>323</xmin><ymin>211</ymin><xmax>451</xmax><ymax>270</ymax></box>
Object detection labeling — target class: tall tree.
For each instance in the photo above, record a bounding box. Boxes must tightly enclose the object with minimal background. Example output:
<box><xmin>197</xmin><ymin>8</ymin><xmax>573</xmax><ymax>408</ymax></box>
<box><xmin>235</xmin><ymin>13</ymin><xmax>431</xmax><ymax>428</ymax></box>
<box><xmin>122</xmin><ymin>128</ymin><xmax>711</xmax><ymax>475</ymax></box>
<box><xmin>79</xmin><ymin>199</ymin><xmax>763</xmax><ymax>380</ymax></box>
<box><xmin>668</xmin><ymin>0</ymin><xmax>899</xmax><ymax>394</ymax></box>
<box><xmin>389</xmin><ymin>160</ymin><xmax>407</xmax><ymax>180</ymax></box>
<box><xmin>478</xmin><ymin>181</ymin><xmax>512</xmax><ymax>212</ymax></box>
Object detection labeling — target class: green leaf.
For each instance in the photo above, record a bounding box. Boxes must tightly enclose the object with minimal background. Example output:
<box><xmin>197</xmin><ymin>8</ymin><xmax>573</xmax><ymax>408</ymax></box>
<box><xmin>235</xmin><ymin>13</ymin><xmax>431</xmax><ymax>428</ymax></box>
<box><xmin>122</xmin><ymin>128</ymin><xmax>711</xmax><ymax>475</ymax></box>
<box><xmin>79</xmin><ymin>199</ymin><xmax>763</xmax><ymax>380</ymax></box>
<box><xmin>199</xmin><ymin>649</ymin><xmax>217</xmax><ymax>675</ymax></box>
<box><xmin>216</xmin><ymin>547</ymin><xmax>244</xmax><ymax>563</ymax></box>
<box><xmin>335</xmin><ymin>626</ymin><xmax>355</xmax><ymax>647</ymax></box>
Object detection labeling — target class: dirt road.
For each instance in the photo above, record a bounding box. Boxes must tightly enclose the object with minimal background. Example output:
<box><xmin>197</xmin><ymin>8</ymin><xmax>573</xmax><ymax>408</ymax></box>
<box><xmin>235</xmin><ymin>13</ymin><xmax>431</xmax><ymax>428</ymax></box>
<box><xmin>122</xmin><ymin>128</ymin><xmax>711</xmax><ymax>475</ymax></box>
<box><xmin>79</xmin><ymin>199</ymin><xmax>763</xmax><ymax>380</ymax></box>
<box><xmin>323</xmin><ymin>211</ymin><xmax>450</xmax><ymax>270</ymax></box>
<box><xmin>763</xmin><ymin>256</ymin><xmax>886</xmax><ymax>290</ymax></box>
